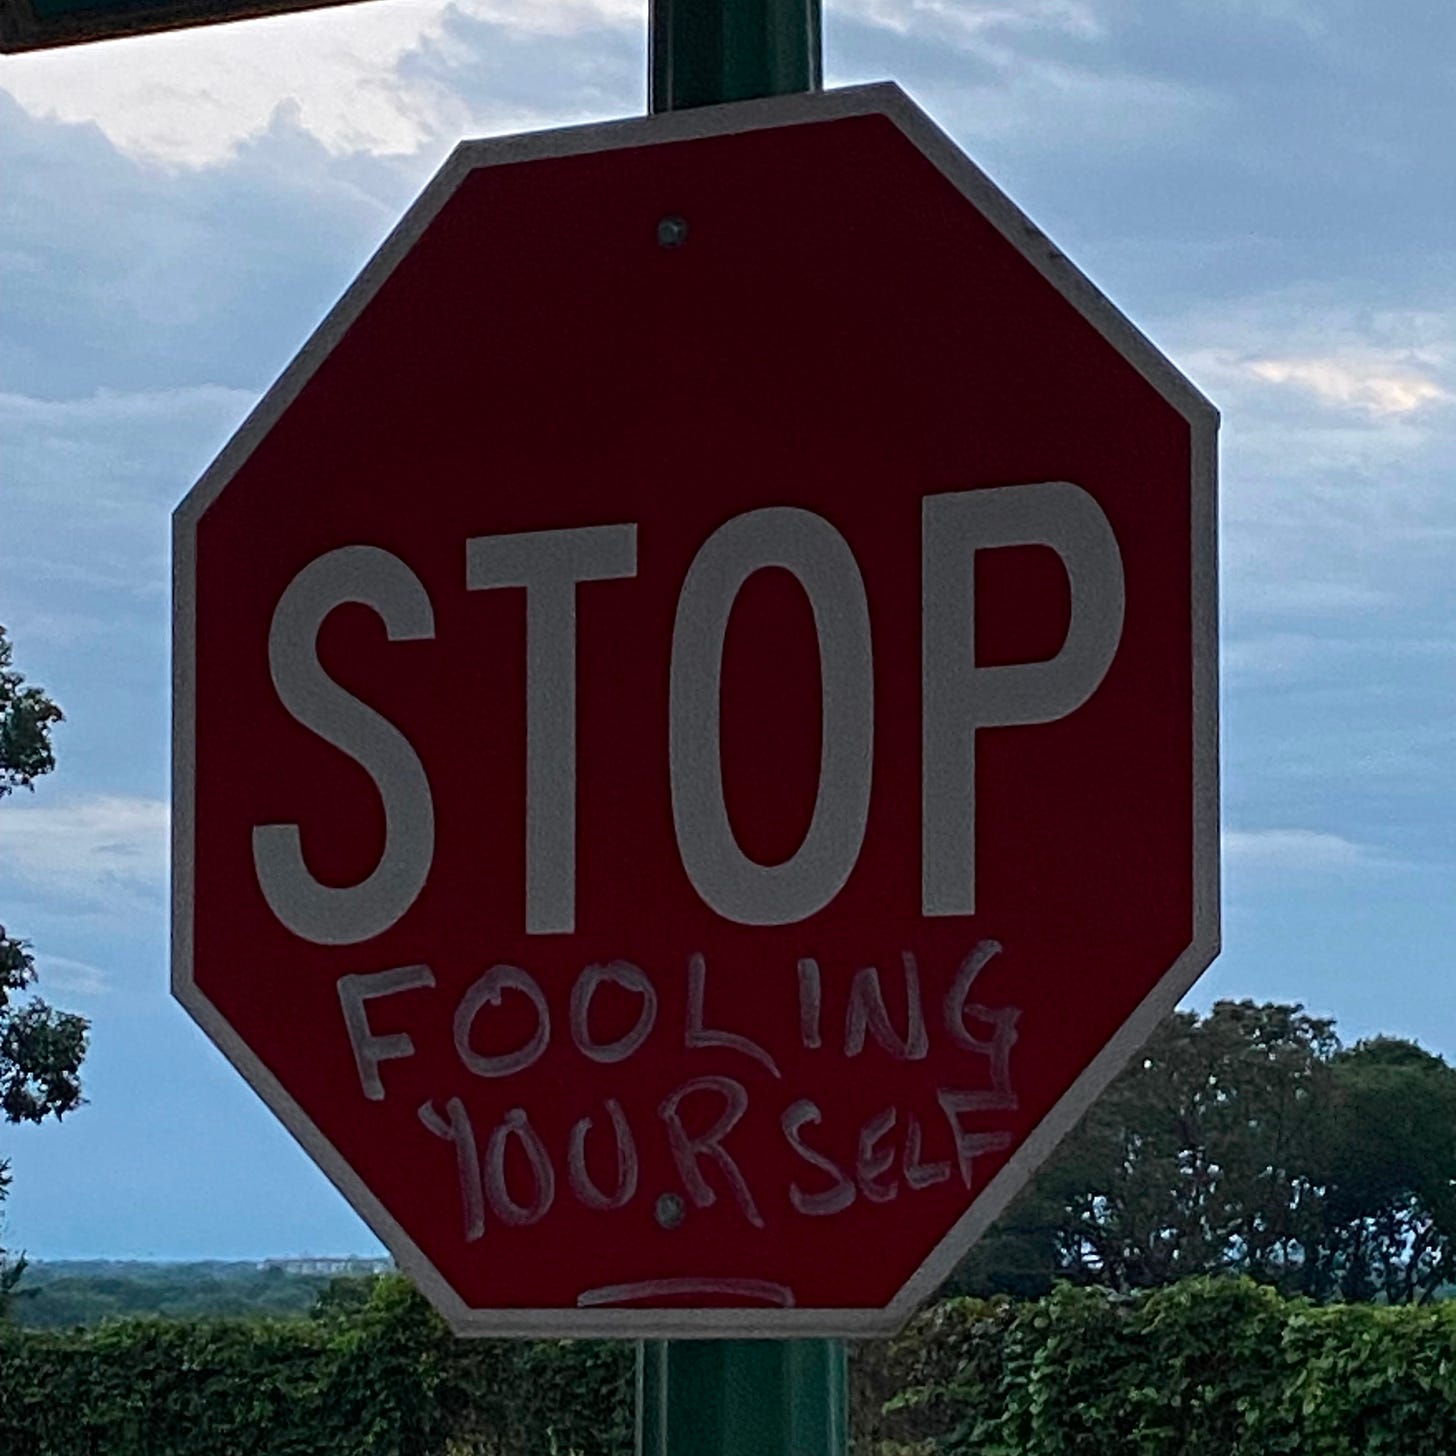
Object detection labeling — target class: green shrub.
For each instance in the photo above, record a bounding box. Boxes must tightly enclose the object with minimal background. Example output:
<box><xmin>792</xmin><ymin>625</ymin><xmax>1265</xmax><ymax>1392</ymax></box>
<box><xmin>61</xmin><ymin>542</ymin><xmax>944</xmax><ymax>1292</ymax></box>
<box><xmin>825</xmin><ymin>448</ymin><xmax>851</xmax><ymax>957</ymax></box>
<box><xmin>6</xmin><ymin>1274</ymin><xmax>1456</xmax><ymax>1455</ymax></box>
<box><xmin>875</xmin><ymin>1278</ymin><xmax>1456</xmax><ymax>1456</ymax></box>
<box><xmin>0</xmin><ymin>1316</ymin><xmax>333</xmax><ymax>1455</ymax></box>
<box><xmin>0</xmin><ymin>1275</ymin><xmax>631</xmax><ymax>1456</ymax></box>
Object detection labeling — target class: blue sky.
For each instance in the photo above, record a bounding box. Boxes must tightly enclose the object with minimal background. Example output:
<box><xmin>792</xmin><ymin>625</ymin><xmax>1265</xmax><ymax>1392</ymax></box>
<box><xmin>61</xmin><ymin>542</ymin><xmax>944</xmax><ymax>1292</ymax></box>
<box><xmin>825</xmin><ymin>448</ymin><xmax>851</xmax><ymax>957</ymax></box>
<box><xmin>1</xmin><ymin>0</ymin><xmax>1454</xmax><ymax>1260</ymax></box>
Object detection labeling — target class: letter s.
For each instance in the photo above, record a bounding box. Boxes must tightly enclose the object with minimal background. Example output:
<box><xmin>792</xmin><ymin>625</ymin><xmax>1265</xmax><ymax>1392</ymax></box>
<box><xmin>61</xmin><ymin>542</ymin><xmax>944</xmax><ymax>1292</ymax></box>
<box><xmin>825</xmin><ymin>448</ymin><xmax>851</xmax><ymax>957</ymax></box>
<box><xmin>253</xmin><ymin>545</ymin><xmax>435</xmax><ymax>945</ymax></box>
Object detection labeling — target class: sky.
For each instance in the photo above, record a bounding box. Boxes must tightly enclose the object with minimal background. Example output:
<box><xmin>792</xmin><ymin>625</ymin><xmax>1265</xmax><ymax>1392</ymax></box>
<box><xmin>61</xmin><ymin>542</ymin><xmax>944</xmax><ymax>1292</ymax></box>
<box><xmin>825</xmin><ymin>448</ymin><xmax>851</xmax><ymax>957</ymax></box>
<box><xmin>1</xmin><ymin>0</ymin><xmax>1454</xmax><ymax>1262</ymax></box>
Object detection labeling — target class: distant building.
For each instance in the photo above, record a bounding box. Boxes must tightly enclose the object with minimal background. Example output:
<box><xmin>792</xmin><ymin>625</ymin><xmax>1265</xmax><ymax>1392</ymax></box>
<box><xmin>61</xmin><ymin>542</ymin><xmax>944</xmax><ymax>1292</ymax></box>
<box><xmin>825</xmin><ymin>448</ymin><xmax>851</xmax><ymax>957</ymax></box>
<box><xmin>258</xmin><ymin>1256</ymin><xmax>393</xmax><ymax>1277</ymax></box>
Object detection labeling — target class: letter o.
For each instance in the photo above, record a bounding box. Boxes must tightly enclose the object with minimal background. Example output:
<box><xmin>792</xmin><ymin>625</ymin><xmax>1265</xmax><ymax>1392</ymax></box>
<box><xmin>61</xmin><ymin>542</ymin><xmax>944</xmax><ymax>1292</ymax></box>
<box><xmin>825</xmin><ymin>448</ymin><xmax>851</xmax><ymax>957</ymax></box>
<box><xmin>485</xmin><ymin>1108</ymin><xmax>556</xmax><ymax>1226</ymax></box>
<box><xmin>454</xmin><ymin>964</ymin><xmax>550</xmax><ymax>1078</ymax></box>
<box><xmin>669</xmin><ymin>507</ymin><xmax>874</xmax><ymax>926</ymax></box>
<box><xmin>570</xmin><ymin>960</ymin><xmax>657</xmax><ymax>1064</ymax></box>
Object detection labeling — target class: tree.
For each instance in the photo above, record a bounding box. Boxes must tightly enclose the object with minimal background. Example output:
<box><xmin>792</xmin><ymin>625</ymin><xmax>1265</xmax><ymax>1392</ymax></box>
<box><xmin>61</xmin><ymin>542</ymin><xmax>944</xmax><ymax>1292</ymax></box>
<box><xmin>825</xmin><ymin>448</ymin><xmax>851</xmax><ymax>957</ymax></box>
<box><xmin>956</xmin><ymin>1001</ymin><xmax>1337</xmax><ymax>1297</ymax></box>
<box><xmin>955</xmin><ymin>1001</ymin><xmax>1456</xmax><ymax>1304</ymax></box>
<box><xmin>0</xmin><ymin>625</ymin><xmax>88</xmax><ymax>1314</ymax></box>
<box><xmin>1311</xmin><ymin>1037</ymin><xmax>1456</xmax><ymax>1303</ymax></box>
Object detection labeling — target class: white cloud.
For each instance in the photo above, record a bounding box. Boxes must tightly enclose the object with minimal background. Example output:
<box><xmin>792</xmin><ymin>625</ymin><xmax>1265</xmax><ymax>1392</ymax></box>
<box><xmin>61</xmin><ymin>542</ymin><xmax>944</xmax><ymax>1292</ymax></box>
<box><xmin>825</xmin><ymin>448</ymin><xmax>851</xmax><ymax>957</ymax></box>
<box><xmin>1223</xmin><ymin>828</ymin><xmax>1367</xmax><ymax>872</ymax></box>
<box><xmin>834</xmin><ymin>0</ymin><xmax>1102</xmax><ymax>44</ymax></box>
<box><xmin>959</xmin><ymin>57</ymin><xmax>1211</xmax><ymax>145</ymax></box>
<box><xmin>1246</xmin><ymin>354</ymin><xmax>1449</xmax><ymax>418</ymax></box>
<box><xmin>0</xmin><ymin>795</ymin><xmax>169</xmax><ymax>915</ymax></box>
<box><xmin>31</xmin><ymin>954</ymin><xmax>110</xmax><ymax>996</ymax></box>
<box><xmin>1</xmin><ymin>7</ymin><xmax>448</xmax><ymax>166</ymax></box>
<box><xmin>0</xmin><ymin>608</ymin><xmax>117</xmax><ymax>650</ymax></box>
<box><xmin>824</xmin><ymin>0</ymin><xmax>1228</xmax><ymax>157</ymax></box>
<box><xmin>0</xmin><ymin>0</ymin><xmax>1198</xmax><ymax>170</ymax></box>
<box><xmin>0</xmin><ymin>0</ymin><xmax>640</xmax><ymax>167</ymax></box>
<box><xmin>0</xmin><ymin>384</ymin><xmax>254</xmax><ymax>425</ymax></box>
<box><xmin>1179</xmin><ymin>307</ymin><xmax>1454</xmax><ymax>422</ymax></box>
<box><xmin>0</xmin><ymin>386</ymin><xmax>258</xmax><ymax>495</ymax></box>
<box><xmin>1165</xmin><ymin>300</ymin><xmax>1456</xmax><ymax>627</ymax></box>
<box><xmin>1220</xmin><ymin>630</ymin><xmax>1456</xmax><ymax>682</ymax></box>
<box><xmin>1</xmin><ymin>385</ymin><xmax>258</xmax><ymax>618</ymax></box>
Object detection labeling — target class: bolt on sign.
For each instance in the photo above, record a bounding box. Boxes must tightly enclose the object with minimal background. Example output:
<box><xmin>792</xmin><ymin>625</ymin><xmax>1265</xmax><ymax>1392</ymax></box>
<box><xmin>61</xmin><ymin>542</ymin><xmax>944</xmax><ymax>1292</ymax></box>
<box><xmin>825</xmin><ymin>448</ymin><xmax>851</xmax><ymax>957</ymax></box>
<box><xmin>172</xmin><ymin>84</ymin><xmax>1219</xmax><ymax>1338</ymax></box>
<box><xmin>0</xmin><ymin>0</ymin><xmax>361</xmax><ymax>51</ymax></box>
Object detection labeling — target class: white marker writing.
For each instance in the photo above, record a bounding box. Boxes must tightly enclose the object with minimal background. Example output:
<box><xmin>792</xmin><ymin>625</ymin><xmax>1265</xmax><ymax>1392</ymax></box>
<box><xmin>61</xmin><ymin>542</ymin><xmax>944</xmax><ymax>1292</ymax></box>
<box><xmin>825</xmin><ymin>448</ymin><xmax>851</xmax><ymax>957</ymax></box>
<box><xmin>338</xmin><ymin>964</ymin><xmax>434</xmax><ymax>1101</ymax></box>
<box><xmin>856</xmin><ymin>1106</ymin><xmax>899</xmax><ymax>1204</ymax></box>
<box><xmin>781</xmin><ymin>1099</ymin><xmax>855</xmax><ymax>1216</ymax></box>
<box><xmin>902</xmin><ymin>1114</ymin><xmax>952</xmax><ymax>1191</ymax></box>
<box><xmin>455</xmin><ymin>964</ymin><xmax>550</xmax><ymax>1078</ymax></box>
<box><xmin>937</xmin><ymin>1092</ymin><xmax>1013</xmax><ymax>1189</ymax></box>
<box><xmin>797</xmin><ymin>958</ymin><xmax>822</xmax><ymax>1049</ymax></box>
<box><xmin>568</xmin><ymin>1098</ymin><xmax>638</xmax><ymax>1211</ymax></box>
<box><xmin>571</xmin><ymin>960</ymin><xmax>657</xmax><ymax>1064</ymax></box>
<box><xmin>485</xmin><ymin>1107</ymin><xmax>556</xmax><ymax>1225</ymax></box>
<box><xmin>686</xmin><ymin>953</ymin><xmax>780</xmax><ymax>1078</ymax></box>
<box><xmin>944</xmin><ymin>941</ymin><xmax>1019</xmax><ymax>1110</ymax></box>
<box><xmin>418</xmin><ymin>1096</ymin><xmax>484</xmax><ymax>1241</ymax></box>
<box><xmin>844</xmin><ymin>953</ymin><xmax>928</xmax><ymax>1061</ymax></box>
<box><xmin>659</xmin><ymin>1075</ymin><xmax>764</xmax><ymax>1228</ymax></box>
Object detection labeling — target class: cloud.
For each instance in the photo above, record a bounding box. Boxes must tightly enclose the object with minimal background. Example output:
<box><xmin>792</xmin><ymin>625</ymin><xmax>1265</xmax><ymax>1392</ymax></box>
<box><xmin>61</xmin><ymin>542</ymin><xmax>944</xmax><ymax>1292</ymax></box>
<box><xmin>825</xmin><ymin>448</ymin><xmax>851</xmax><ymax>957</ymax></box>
<box><xmin>0</xmin><ymin>0</ymin><xmax>1229</xmax><ymax>171</ymax></box>
<box><xmin>1</xmin><ymin>4</ymin><xmax>455</xmax><ymax>166</ymax></box>
<box><xmin>1223</xmin><ymin>630</ymin><xmax>1384</xmax><ymax>685</ymax></box>
<box><xmin>1161</xmin><ymin>299</ymin><xmax>1456</xmax><ymax>632</ymax></box>
<box><xmin>31</xmin><ymin>954</ymin><xmax>110</xmax><ymax>997</ymax></box>
<box><xmin>1178</xmin><ymin>304</ymin><xmax>1455</xmax><ymax>412</ymax></box>
<box><xmin>0</xmin><ymin>91</ymin><xmax>405</xmax><ymax>401</ymax></box>
<box><xmin>0</xmin><ymin>795</ymin><xmax>169</xmax><ymax>916</ymax></box>
<box><xmin>834</xmin><ymin>0</ymin><xmax>1102</xmax><ymax>44</ymax></box>
<box><xmin>0</xmin><ymin>0</ymin><xmax>640</xmax><ymax>167</ymax></box>
<box><xmin>1232</xmin><ymin>350</ymin><xmax>1451</xmax><ymax>419</ymax></box>
<box><xmin>828</xmin><ymin>9</ymin><xmax>1215</xmax><ymax>159</ymax></box>
<box><xmin>1223</xmin><ymin>828</ymin><xmax>1369</xmax><ymax>872</ymax></box>
<box><xmin>0</xmin><ymin>385</ymin><xmax>258</xmax><ymax>650</ymax></box>
<box><xmin>1226</xmin><ymin>631</ymin><xmax>1456</xmax><ymax>683</ymax></box>
<box><xmin>0</xmin><ymin>384</ymin><xmax>252</xmax><ymax>426</ymax></box>
<box><xmin>0</xmin><ymin>384</ymin><xmax>254</xmax><ymax>457</ymax></box>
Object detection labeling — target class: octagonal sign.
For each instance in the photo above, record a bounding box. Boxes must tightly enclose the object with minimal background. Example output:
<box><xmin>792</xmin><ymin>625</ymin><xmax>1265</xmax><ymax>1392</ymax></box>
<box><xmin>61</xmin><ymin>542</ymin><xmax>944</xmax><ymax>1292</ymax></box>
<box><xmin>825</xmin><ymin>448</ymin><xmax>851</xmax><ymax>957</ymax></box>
<box><xmin>173</xmin><ymin>83</ymin><xmax>1218</xmax><ymax>1337</ymax></box>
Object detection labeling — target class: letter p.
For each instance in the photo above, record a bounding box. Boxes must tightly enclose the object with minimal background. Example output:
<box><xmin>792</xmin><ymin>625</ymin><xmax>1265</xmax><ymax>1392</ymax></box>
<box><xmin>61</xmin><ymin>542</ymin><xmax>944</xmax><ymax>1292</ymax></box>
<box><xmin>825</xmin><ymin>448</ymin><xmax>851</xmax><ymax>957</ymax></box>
<box><xmin>922</xmin><ymin>482</ymin><xmax>1124</xmax><ymax>916</ymax></box>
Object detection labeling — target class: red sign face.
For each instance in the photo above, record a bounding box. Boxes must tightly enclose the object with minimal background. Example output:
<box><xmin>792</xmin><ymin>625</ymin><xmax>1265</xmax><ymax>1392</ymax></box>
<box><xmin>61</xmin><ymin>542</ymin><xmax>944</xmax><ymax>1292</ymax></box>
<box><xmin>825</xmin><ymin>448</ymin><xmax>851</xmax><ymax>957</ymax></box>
<box><xmin>173</xmin><ymin>84</ymin><xmax>1217</xmax><ymax>1337</ymax></box>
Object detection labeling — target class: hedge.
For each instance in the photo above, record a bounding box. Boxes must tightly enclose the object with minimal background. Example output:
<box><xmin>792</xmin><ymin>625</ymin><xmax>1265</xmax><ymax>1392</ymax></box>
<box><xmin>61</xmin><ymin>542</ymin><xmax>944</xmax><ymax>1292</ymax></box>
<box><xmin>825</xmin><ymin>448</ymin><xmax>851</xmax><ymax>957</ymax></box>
<box><xmin>0</xmin><ymin>1277</ymin><xmax>632</xmax><ymax>1456</ymax></box>
<box><xmin>870</xmin><ymin>1278</ymin><xmax>1456</xmax><ymax>1456</ymax></box>
<box><xmin>4</xmin><ymin>1275</ymin><xmax>1456</xmax><ymax>1454</ymax></box>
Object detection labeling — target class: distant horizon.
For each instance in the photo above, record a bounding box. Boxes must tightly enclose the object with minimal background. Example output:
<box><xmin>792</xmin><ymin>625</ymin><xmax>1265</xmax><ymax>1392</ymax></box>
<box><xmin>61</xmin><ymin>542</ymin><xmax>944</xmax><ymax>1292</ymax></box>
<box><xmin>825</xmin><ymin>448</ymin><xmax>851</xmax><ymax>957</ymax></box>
<box><xmin>20</xmin><ymin>1254</ymin><xmax>393</xmax><ymax>1266</ymax></box>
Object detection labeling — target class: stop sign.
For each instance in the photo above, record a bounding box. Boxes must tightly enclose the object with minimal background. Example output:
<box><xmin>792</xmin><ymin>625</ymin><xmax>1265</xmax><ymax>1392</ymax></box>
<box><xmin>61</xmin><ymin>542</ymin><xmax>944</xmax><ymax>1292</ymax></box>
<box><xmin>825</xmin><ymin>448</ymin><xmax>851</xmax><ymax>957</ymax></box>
<box><xmin>172</xmin><ymin>83</ymin><xmax>1217</xmax><ymax>1337</ymax></box>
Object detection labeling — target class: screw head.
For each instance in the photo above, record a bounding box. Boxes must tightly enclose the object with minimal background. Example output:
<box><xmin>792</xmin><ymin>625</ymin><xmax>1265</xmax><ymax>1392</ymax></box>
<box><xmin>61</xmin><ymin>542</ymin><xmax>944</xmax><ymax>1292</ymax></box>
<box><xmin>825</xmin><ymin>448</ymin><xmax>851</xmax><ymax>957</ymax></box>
<box><xmin>654</xmin><ymin>1192</ymin><xmax>686</xmax><ymax>1228</ymax></box>
<box><xmin>656</xmin><ymin>215</ymin><xmax>688</xmax><ymax>249</ymax></box>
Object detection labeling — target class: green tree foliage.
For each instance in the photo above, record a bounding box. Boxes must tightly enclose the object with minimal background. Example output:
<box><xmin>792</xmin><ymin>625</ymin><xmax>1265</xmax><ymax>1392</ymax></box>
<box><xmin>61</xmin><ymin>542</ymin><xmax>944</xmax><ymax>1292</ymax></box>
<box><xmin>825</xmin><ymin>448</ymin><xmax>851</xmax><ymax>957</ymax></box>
<box><xmin>0</xmin><ymin>626</ymin><xmax>89</xmax><ymax>1315</ymax></box>
<box><xmin>0</xmin><ymin>630</ymin><xmax>63</xmax><ymax>796</ymax></box>
<box><xmin>13</xmin><ymin>1262</ymin><xmax>348</xmax><ymax>1330</ymax></box>
<box><xmin>4</xmin><ymin>1275</ymin><xmax>1456</xmax><ymax>1454</ymax></box>
<box><xmin>873</xmin><ymin>1279</ymin><xmax>1456</xmax><ymax>1456</ymax></box>
<box><xmin>956</xmin><ymin>1001</ymin><xmax>1456</xmax><ymax>1304</ymax></box>
<box><xmin>1316</xmin><ymin>1036</ymin><xmax>1456</xmax><ymax>1303</ymax></box>
<box><xmin>0</xmin><ymin>1275</ymin><xmax>634</xmax><ymax>1456</ymax></box>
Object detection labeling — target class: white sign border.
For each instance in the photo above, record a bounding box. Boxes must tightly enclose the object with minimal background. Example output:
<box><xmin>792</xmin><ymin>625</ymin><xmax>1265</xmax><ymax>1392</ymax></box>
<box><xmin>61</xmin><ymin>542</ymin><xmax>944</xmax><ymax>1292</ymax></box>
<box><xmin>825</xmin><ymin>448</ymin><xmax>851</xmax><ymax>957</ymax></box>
<box><xmin>173</xmin><ymin>80</ymin><xmax>1219</xmax><ymax>1340</ymax></box>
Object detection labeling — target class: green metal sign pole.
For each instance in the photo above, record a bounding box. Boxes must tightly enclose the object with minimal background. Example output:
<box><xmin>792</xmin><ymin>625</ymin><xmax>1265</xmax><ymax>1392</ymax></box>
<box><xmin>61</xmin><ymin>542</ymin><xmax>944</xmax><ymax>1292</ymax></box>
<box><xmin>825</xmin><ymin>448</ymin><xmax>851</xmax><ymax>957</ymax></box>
<box><xmin>649</xmin><ymin>0</ymin><xmax>822</xmax><ymax>111</ymax></box>
<box><xmin>638</xmin><ymin>1338</ymin><xmax>848</xmax><ymax>1455</ymax></box>
<box><xmin>639</xmin><ymin>3</ymin><xmax>843</xmax><ymax>1453</ymax></box>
